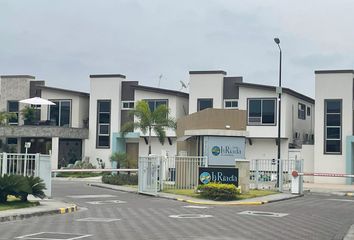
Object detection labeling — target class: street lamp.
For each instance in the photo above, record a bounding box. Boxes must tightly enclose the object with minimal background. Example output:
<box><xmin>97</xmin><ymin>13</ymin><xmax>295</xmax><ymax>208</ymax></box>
<box><xmin>274</xmin><ymin>37</ymin><xmax>282</xmax><ymax>190</ymax></box>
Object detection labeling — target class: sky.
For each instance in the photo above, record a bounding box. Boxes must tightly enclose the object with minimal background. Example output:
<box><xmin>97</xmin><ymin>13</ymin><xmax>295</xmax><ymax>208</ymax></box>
<box><xmin>1</xmin><ymin>0</ymin><xmax>354</xmax><ymax>98</ymax></box>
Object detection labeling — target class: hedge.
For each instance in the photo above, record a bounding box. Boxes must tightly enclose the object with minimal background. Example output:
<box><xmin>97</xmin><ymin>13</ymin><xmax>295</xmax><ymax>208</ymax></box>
<box><xmin>197</xmin><ymin>183</ymin><xmax>239</xmax><ymax>201</ymax></box>
<box><xmin>102</xmin><ymin>174</ymin><xmax>138</xmax><ymax>186</ymax></box>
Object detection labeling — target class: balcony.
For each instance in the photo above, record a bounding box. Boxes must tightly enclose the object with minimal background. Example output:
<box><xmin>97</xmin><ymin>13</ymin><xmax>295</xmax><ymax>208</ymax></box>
<box><xmin>0</xmin><ymin>125</ymin><xmax>89</xmax><ymax>139</ymax></box>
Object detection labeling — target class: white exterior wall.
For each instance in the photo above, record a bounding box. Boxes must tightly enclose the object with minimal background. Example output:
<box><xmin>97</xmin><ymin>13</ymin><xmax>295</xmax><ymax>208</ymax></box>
<box><xmin>245</xmin><ymin>139</ymin><xmax>288</xmax><ymax>160</ymax></box>
<box><xmin>138</xmin><ymin>137</ymin><xmax>177</xmax><ymax>157</ymax></box>
<box><xmin>134</xmin><ymin>90</ymin><xmax>187</xmax><ymax>137</ymax></box>
<box><xmin>314</xmin><ymin>72</ymin><xmax>353</xmax><ymax>184</ymax></box>
<box><xmin>87</xmin><ymin>76</ymin><xmax>123</xmax><ymax>167</ymax></box>
<box><xmin>189</xmin><ymin>73</ymin><xmax>224</xmax><ymax>114</ymax></box>
<box><xmin>40</xmin><ymin>89</ymin><xmax>89</xmax><ymax>128</ymax></box>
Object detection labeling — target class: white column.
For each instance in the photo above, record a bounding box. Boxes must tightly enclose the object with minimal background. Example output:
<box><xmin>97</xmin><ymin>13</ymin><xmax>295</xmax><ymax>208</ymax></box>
<box><xmin>51</xmin><ymin>137</ymin><xmax>59</xmax><ymax>170</ymax></box>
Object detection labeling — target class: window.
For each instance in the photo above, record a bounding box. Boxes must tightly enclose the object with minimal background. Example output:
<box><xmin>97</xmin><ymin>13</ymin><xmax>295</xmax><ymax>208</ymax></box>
<box><xmin>122</xmin><ymin>101</ymin><xmax>134</xmax><ymax>110</ymax></box>
<box><xmin>48</xmin><ymin>100</ymin><xmax>71</xmax><ymax>127</ymax></box>
<box><xmin>197</xmin><ymin>98</ymin><xmax>213</xmax><ymax>111</ymax></box>
<box><xmin>145</xmin><ymin>99</ymin><xmax>168</xmax><ymax>112</ymax></box>
<box><xmin>7</xmin><ymin>101</ymin><xmax>19</xmax><ymax>125</ymax></box>
<box><xmin>248</xmin><ymin>99</ymin><xmax>276</xmax><ymax>125</ymax></box>
<box><xmin>298</xmin><ymin>103</ymin><xmax>306</xmax><ymax>120</ymax></box>
<box><xmin>324</xmin><ymin>99</ymin><xmax>342</xmax><ymax>154</ymax></box>
<box><xmin>7</xmin><ymin>138</ymin><xmax>17</xmax><ymax>145</ymax></box>
<box><xmin>97</xmin><ymin>100</ymin><xmax>111</xmax><ymax>148</ymax></box>
<box><xmin>307</xmin><ymin>106</ymin><xmax>311</xmax><ymax>116</ymax></box>
<box><xmin>224</xmin><ymin>99</ymin><xmax>238</xmax><ymax>109</ymax></box>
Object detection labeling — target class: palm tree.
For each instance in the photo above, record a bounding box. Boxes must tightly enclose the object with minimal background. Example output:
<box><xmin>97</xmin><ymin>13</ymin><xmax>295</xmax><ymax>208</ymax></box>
<box><xmin>121</xmin><ymin>100</ymin><xmax>176</xmax><ymax>155</ymax></box>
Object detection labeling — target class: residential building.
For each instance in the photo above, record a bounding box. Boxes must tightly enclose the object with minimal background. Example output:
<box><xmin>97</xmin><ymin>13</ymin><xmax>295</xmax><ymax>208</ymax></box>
<box><xmin>314</xmin><ymin>70</ymin><xmax>354</xmax><ymax>184</ymax></box>
<box><xmin>0</xmin><ymin>75</ymin><xmax>89</xmax><ymax>169</ymax></box>
<box><xmin>178</xmin><ymin>70</ymin><xmax>314</xmax><ymax>170</ymax></box>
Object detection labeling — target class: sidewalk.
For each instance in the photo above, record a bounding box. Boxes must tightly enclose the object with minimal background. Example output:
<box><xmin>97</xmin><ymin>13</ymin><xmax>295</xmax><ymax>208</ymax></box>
<box><xmin>89</xmin><ymin>182</ymin><xmax>302</xmax><ymax>205</ymax></box>
<box><xmin>304</xmin><ymin>182</ymin><xmax>354</xmax><ymax>196</ymax></box>
<box><xmin>0</xmin><ymin>198</ymin><xmax>78</xmax><ymax>222</ymax></box>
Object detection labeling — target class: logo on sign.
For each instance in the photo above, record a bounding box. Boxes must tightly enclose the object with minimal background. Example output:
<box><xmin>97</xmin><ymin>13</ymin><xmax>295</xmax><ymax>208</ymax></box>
<box><xmin>211</xmin><ymin>146</ymin><xmax>220</xmax><ymax>156</ymax></box>
<box><xmin>199</xmin><ymin>172</ymin><xmax>211</xmax><ymax>184</ymax></box>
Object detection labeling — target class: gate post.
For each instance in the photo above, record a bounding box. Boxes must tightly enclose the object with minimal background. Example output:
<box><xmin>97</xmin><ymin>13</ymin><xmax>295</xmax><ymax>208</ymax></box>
<box><xmin>1</xmin><ymin>153</ymin><xmax>7</xmax><ymax>176</ymax></box>
<box><xmin>255</xmin><ymin>159</ymin><xmax>259</xmax><ymax>189</ymax></box>
<box><xmin>278</xmin><ymin>159</ymin><xmax>283</xmax><ymax>192</ymax></box>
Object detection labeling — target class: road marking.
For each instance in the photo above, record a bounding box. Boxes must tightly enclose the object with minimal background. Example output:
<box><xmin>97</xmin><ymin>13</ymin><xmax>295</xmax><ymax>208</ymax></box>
<box><xmin>183</xmin><ymin>205</ymin><xmax>211</xmax><ymax>209</ymax></box>
<box><xmin>169</xmin><ymin>214</ymin><xmax>213</xmax><ymax>219</ymax></box>
<box><xmin>86</xmin><ymin>199</ymin><xmax>126</xmax><ymax>205</ymax></box>
<box><xmin>76</xmin><ymin>217</ymin><xmax>121</xmax><ymax>222</ymax></box>
<box><xmin>327</xmin><ymin>199</ymin><xmax>354</xmax><ymax>202</ymax></box>
<box><xmin>66</xmin><ymin>194</ymin><xmax>116</xmax><ymax>199</ymax></box>
<box><xmin>238</xmin><ymin>211</ymin><xmax>288</xmax><ymax>218</ymax></box>
<box><xmin>16</xmin><ymin>232</ymin><xmax>92</xmax><ymax>240</ymax></box>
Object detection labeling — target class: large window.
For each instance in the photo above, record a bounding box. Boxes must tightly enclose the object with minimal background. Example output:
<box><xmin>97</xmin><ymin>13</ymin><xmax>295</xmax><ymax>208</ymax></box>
<box><xmin>97</xmin><ymin>100</ymin><xmax>111</xmax><ymax>148</ymax></box>
<box><xmin>324</xmin><ymin>99</ymin><xmax>342</xmax><ymax>154</ymax></box>
<box><xmin>197</xmin><ymin>98</ymin><xmax>213</xmax><ymax>111</ymax></box>
<box><xmin>298</xmin><ymin>103</ymin><xmax>306</xmax><ymax>120</ymax></box>
<box><xmin>224</xmin><ymin>99</ymin><xmax>238</xmax><ymax>109</ymax></box>
<box><xmin>248</xmin><ymin>98</ymin><xmax>276</xmax><ymax>125</ymax></box>
<box><xmin>7</xmin><ymin>101</ymin><xmax>19</xmax><ymax>125</ymax></box>
<box><xmin>145</xmin><ymin>99</ymin><xmax>168</xmax><ymax>112</ymax></box>
<box><xmin>49</xmin><ymin>100</ymin><xmax>71</xmax><ymax>127</ymax></box>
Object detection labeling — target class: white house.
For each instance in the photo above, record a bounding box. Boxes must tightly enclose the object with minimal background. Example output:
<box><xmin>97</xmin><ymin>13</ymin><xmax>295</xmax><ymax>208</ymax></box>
<box><xmin>184</xmin><ymin>70</ymin><xmax>314</xmax><ymax>171</ymax></box>
<box><xmin>314</xmin><ymin>70</ymin><xmax>354</xmax><ymax>184</ymax></box>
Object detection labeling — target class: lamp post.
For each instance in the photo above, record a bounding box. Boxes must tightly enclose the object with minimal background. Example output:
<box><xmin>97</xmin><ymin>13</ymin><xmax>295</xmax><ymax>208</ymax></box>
<box><xmin>274</xmin><ymin>38</ymin><xmax>282</xmax><ymax>190</ymax></box>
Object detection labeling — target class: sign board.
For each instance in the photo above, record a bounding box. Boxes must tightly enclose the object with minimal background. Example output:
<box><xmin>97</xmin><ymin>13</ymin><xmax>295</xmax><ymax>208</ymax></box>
<box><xmin>199</xmin><ymin>167</ymin><xmax>238</xmax><ymax>186</ymax></box>
<box><xmin>203</xmin><ymin>136</ymin><xmax>245</xmax><ymax>166</ymax></box>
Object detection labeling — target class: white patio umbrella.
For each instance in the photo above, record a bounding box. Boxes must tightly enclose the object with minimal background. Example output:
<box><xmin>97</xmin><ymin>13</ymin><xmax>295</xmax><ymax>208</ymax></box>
<box><xmin>19</xmin><ymin>97</ymin><xmax>56</xmax><ymax>105</ymax></box>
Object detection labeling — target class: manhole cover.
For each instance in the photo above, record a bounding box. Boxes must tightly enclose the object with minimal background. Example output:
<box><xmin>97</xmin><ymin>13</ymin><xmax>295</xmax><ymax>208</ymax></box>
<box><xmin>169</xmin><ymin>214</ymin><xmax>213</xmax><ymax>219</ymax></box>
<box><xmin>16</xmin><ymin>232</ymin><xmax>92</xmax><ymax>239</ymax></box>
<box><xmin>86</xmin><ymin>200</ymin><xmax>126</xmax><ymax>205</ymax></box>
<box><xmin>76</xmin><ymin>217</ymin><xmax>121</xmax><ymax>222</ymax></box>
<box><xmin>238</xmin><ymin>211</ymin><xmax>288</xmax><ymax>218</ymax></box>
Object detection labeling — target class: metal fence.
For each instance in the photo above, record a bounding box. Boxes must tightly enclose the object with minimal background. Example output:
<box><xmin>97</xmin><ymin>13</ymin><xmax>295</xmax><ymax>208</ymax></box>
<box><xmin>0</xmin><ymin>153</ymin><xmax>52</xmax><ymax>197</ymax></box>
<box><xmin>0</xmin><ymin>153</ymin><xmax>39</xmax><ymax>176</ymax></box>
<box><xmin>250</xmin><ymin>159</ymin><xmax>303</xmax><ymax>191</ymax></box>
<box><xmin>160</xmin><ymin>156</ymin><xmax>208</xmax><ymax>191</ymax></box>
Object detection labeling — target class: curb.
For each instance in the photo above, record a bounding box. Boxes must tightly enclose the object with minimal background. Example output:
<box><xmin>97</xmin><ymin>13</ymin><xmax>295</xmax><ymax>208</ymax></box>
<box><xmin>87</xmin><ymin>183</ymin><xmax>138</xmax><ymax>194</ymax></box>
<box><xmin>0</xmin><ymin>205</ymin><xmax>78</xmax><ymax>222</ymax></box>
<box><xmin>306</xmin><ymin>191</ymin><xmax>354</xmax><ymax>197</ymax></box>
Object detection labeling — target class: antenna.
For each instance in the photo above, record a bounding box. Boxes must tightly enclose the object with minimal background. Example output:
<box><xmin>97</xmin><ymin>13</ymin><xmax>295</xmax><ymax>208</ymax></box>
<box><xmin>158</xmin><ymin>74</ymin><xmax>163</xmax><ymax>87</ymax></box>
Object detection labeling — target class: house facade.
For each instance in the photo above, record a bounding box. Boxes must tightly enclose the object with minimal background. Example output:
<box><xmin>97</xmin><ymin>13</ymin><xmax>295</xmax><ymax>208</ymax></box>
<box><xmin>179</xmin><ymin>71</ymin><xmax>314</xmax><ymax>168</ymax></box>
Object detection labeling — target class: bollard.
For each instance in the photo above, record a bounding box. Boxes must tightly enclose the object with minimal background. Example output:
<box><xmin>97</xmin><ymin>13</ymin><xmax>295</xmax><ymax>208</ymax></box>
<box><xmin>291</xmin><ymin>171</ymin><xmax>303</xmax><ymax>195</ymax></box>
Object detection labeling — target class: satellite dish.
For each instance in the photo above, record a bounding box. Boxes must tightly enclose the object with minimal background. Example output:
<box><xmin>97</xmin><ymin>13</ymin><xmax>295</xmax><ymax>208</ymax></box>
<box><xmin>179</xmin><ymin>80</ymin><xmax>189</xmax><ymax>90</ymax></box>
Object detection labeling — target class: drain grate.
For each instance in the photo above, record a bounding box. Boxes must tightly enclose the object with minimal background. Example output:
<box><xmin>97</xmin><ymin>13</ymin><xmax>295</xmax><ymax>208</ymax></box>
<box><xmin>238</xmin><ymin>211</ymin><xmax>288</xmax><ymax>218</ymax></box>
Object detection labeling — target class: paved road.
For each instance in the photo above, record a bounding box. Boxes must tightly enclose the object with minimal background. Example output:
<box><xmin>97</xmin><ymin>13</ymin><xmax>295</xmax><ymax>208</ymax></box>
<box><xmin>1</xmin><ymin>181</ymin><xmax>354</xmax><ymax>240</ymax></box>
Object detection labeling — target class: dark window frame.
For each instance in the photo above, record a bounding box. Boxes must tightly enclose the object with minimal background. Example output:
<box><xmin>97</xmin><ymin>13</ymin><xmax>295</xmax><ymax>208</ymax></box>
<box><xmin>48</xmin><ymin>99</ymin><xmax>72</xmax><ymax>127</ymax></box>
<box><xmin>121</xmin><ymin>101</ymin><xmax>135</xmax><ymax>110</ymax></box>
<box><xmin>224</xmin><ymin>99</ymin><xmax>238</xmax><ymax>109</ymax></box>
<box><xmin>298</xmin><ymin>103</ymin><xmax>306</xmax><ymax>120</ymax></box>
<box><xmin>197</xmin><ymin>98</ymin><xmax>213</xmax><ymax>111</ymax></box>
<box><xmin>307</xmin><ymin>106</ymin><xmax>311</xmax><ymax>116</ymax></box>
<box><xmin>96</xmin><ymin>100</ymin><xmax>111</xmax><ymax>149</ymax></box>
<box><xmin>324</xmin><ymin>99</ymin><xmax>342</xmax><ymax>155</ymax></box>
<box><xmin>247</xmin><ymin>98</ymin><xmax>277</xmax><ymax>126</ymax></box>
<box><xmin>143</xmin><ymin>99</ymin><xmax>168</xmax><ymax>112</ymax></box>
<box><xmin>7</xmin><ymin>100</ymin><xmax>19</xmax><ymax>125</ymax></box>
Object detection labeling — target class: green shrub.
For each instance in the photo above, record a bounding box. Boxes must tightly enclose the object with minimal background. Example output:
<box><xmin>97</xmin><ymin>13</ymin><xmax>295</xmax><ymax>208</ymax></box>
<box><xmin>102</xmin><ymin>174</ymin><xmax>138</xmax><ymax>186</ymax></box>
<box><xmin>0</xmin><ymin>175</ymin><xmax>46</xmax><ymax>203</ymax></box>
<box><xmin>197</xmin><ymin>183</ymin><xmax>238</xmax><ymax>201</ymax></box>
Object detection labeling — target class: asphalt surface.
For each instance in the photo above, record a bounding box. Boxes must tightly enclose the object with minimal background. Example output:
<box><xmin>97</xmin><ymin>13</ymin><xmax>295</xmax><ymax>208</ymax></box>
<box><xmin>0</xmin><ymin>181</ymin><xmax>354</xmax><ymax>240</ymax></box>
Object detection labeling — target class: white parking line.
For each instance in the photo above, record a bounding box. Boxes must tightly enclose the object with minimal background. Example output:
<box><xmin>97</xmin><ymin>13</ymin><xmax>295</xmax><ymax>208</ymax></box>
<box><xmin>238</xmin><ymin>211</ymin><xmax>288</xmax><ymax>218</ymax></box>
<box><xmin>76</xmin><ymin>218</ymin><xmax>121</xmax><ymax>222</ymax></box>
<box><xmin>16</xmin><ymin>232</ymin><xmax>92</xmax><ymax>240</ymax></box>
<box><xmin>327</xmin><ymin>199</ymin><xmax>354</xmax><ymax>202</ymax></box>
<box><xmin>169</xmin><ymin>214</ymin><xmax>213</xmax><ymax>219</ymax></box>
<box><xmin>183</xmin><ymin>205</ymin><xmax>211</xmax><ymax>209</ymax></box>
<box><xmin>66</xmin><ymin>194</ymin><xmax>116</xmax><ymax>199</ymax></box>
<box><xmin>86</xmin><ymin>200</ymin><xmax>126</xmax><ymax>205</ymax></box>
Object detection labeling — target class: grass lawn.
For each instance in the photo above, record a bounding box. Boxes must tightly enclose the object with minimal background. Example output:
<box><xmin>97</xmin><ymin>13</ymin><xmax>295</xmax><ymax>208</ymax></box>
<box><xmin>0</xmin><ymin>196</ymin><xmax>39</xmax><ymax>211</ymax></box>
<box><xmin>162</xmin><ymin>188</ymin><xmax>277</xmax><ymax>200</ymax></box>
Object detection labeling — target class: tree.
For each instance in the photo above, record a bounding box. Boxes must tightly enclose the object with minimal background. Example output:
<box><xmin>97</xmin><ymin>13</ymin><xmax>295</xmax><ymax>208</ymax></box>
<box><xmin>110</xmin><ymin>152</ymin><xmax>127</xmax><ymax>169</ymax></box>
<box><xmin>0</xmin><ymin>111</ymin><xmax>17</xmax><ymax>126</ymax></box>
<box><xmin>121</xmin><ymin>100</ymin><xmax>176</xmax><ymax>155</ymax></box>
